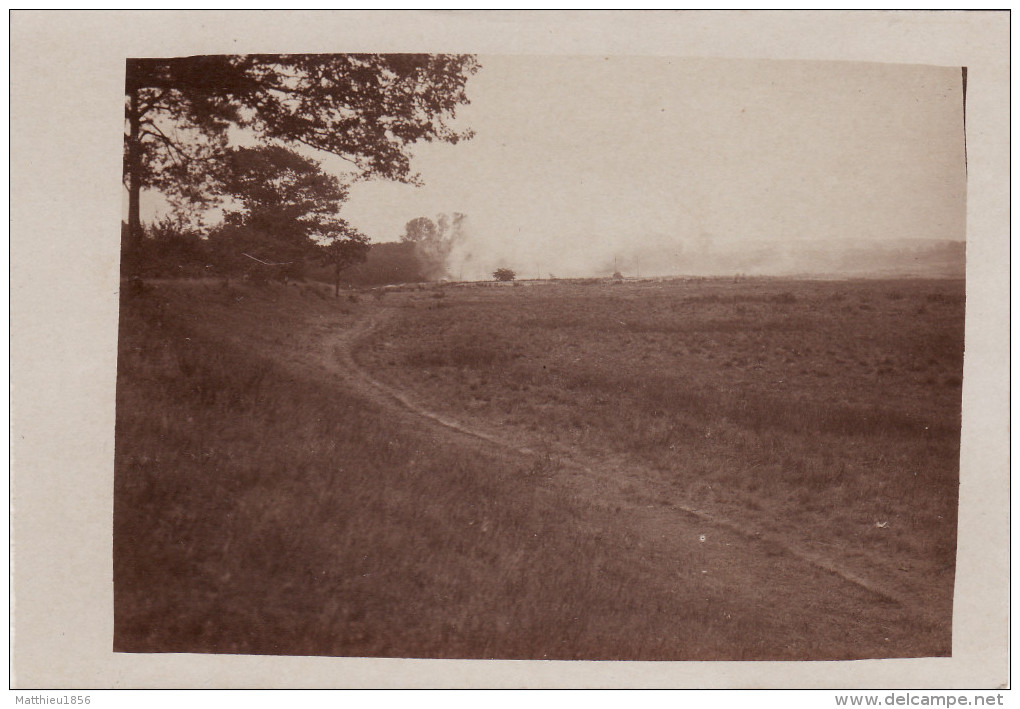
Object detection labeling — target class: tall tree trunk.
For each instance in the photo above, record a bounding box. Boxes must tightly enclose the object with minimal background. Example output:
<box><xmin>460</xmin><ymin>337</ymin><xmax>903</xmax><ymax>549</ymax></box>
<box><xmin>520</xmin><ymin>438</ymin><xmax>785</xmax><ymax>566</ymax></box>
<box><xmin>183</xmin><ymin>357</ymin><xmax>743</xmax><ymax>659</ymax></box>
<box><xmin>334</xmin><ymin>261</ymin><xmax>341</xmax><ymax>297</ymax></box>
<box><xmin>126</xmin><ymin>90</ymin><xmax>143</xmax><ymax>256</ymax></box>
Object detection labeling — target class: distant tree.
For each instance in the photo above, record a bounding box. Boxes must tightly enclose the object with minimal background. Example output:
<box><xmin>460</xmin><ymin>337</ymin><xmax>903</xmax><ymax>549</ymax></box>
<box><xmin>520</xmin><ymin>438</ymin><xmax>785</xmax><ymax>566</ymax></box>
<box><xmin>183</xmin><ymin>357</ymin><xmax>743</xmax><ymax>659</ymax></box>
<box><xmin>400</xmin><ymin>217</ymin><xmax>438</xmax><ymax>244</ymax></box>
<box><xmin>322</xmin><ymin>241</ymin><xmax>425</xmax><ymax>287</ymax></box>
<box><xmin>318</xmin><ymin>221</ymin><xmax>371</xmax><ymax>297</ymax></box>
<box><xmin>399</xmin><ymin>212</ymin><xmax>466</xmax><ymax>281</ymax></box>
<box><xmin>493</xmin><ymin>267</ymin><xmax>516</xmax><ymax>282</ymax></box>
<box><xmin>124</xmin><ymin>54</ymin><xmax>480</xmax><ymax>253</ymax></box>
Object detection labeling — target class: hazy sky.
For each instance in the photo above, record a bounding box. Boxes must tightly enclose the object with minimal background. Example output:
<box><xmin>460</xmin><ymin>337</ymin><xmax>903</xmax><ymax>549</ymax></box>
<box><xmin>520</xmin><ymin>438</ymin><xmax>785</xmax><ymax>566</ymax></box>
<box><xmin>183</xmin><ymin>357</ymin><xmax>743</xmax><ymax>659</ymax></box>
<box><xmin>334</xmin><ymin>55</ymin><xmax>967</xmax><ymax>279</ymax></box>
<box><xmin>141</xmin><ymin>55</ymin><xmax>968</xmax><ymax>279</ymax></box>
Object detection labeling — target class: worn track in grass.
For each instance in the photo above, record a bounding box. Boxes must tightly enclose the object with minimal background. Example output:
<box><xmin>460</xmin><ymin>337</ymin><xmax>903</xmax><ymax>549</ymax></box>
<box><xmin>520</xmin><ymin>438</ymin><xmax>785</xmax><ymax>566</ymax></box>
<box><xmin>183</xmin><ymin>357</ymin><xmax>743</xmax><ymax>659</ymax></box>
<box><xmin>327</xmin><ymin>306</ymin><xmax>915</xmax><ymax>610</ymax></box>
<box><xmin>226</xmin><ymin>288</ymin><xmax>952</xmax><ymax>658</ymax></box>
<box><xmin>116</xmin><ymin>280</ymin><xmax>955</xmax><ymax>660</ymax></box>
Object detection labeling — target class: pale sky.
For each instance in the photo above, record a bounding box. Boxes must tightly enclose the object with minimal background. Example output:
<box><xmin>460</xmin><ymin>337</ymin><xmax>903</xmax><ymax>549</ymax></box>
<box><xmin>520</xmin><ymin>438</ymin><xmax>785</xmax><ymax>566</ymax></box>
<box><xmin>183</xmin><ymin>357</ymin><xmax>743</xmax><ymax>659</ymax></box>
<box><xmin>143</xmin><ymin>55</ymin><xmax>968</xmax><ymax>280</ymax></box>
<box><xmin>337</xmin><ymin>55</ymin><xmax>967</xmax><ymax>279</ymax></box>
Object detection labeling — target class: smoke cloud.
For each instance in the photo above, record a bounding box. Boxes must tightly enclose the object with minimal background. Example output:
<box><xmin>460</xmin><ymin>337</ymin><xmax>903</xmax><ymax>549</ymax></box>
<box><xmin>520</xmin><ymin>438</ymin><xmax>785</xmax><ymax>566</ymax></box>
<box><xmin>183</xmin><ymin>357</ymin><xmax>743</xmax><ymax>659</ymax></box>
<box><xmin>341</xmin><ymin>55</ymin><xmax>966</xmax><ymax>281</ymax></box>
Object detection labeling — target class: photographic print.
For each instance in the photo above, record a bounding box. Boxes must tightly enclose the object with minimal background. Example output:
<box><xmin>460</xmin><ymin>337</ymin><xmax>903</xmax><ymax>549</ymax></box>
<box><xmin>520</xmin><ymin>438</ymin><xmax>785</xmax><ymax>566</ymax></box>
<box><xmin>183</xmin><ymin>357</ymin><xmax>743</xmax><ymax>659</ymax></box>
<box><xmin>11</xmin><ymin>10</ymin><xmax>1009</xmax><ymax>690</ymax></box>
<box><xmin>113</xmin><ymin>52</ymin><xmax>966</xmax><ymax>661</ymax></box>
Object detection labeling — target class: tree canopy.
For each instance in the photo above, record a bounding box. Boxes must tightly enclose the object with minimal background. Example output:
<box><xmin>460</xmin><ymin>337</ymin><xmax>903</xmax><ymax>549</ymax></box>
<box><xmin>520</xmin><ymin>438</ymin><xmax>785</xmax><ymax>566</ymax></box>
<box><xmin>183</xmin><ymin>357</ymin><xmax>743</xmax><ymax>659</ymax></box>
<box><xmin>221</xmin><ymin>146</ymin><xmax>348</xmax><ymax>248</ymax></box>
<box><xmin>398</xmin><ymin>212</ymin><xmax>467</xmax><ymax>280</ymax></box>
<box><xmin>207</xmin><ymin>145</ymin><xmax>370</xmax><ymax>283</ymax></box>
<box><xmin>124</xmin><ymin>53</ymin><xmax>480</xmax><ymax>250</ymax></box>
<box><xmin>318</xmin><ymin>221</ymin><xmax>371</xmax><ymax>297</ymax></box>
<box><xmin>399</xmin><ymin>216</ymin><xmax>439</xmax><ymax>244</ymax></box>
<box><xmin>493</xmin><ymin>267</ymin><xmax>516</xmax><ymax>282</ymax></box>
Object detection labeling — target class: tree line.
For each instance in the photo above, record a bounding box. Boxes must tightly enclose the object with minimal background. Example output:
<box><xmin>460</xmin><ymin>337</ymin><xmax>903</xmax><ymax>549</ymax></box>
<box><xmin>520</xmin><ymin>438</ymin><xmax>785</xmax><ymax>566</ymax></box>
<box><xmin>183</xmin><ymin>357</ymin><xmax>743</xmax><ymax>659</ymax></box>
<box><xmin>123</xmin><ymin>53</ymin><xmax>479</xmax><ymax>293</ymax></box>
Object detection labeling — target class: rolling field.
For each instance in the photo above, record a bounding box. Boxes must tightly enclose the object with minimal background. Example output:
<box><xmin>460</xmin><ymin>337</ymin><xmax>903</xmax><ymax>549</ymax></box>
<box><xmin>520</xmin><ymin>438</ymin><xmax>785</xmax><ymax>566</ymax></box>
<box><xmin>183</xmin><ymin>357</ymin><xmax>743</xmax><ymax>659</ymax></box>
<box><xmin>114</xmin><ymin>276</ymin><xmax>963</xmax><ymax>660</ymax></box>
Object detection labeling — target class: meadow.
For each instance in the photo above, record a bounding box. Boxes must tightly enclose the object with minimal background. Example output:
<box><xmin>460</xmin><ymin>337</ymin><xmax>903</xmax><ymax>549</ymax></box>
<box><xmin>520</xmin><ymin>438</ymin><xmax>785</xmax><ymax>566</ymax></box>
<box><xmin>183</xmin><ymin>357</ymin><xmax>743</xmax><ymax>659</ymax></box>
<box><xmin>114</xmin><ymin>275</ymin><xmax>963</xmax><ymax>660</ymax></box>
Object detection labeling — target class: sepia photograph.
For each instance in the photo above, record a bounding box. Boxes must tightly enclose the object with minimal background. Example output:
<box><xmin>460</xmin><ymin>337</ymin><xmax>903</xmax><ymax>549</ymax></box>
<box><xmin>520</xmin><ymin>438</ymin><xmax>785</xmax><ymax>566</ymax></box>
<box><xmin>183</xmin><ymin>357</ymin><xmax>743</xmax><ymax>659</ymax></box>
<box><xmin>10</xmin><ymin>10</ymin><xmax>1009</xmax><ymax>690</ymax></box>
<box><xmin>114</xmin><ymin>52</ymin><xmax>965</xmax><ymax>661</ymax></box>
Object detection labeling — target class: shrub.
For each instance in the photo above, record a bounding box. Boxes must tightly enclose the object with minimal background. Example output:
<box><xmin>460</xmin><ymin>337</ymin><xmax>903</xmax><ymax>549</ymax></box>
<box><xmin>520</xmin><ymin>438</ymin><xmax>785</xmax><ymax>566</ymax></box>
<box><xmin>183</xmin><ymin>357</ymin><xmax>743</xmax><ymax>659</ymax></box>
<box><xmin>121</xmin><ymin>216</ymin><xmax>212</xmax><ymax>279</ymax></box>
<box><xmin>493</xmin><ymin>267</ymin><xmax>516</xmax><ymax>282</ymax></box>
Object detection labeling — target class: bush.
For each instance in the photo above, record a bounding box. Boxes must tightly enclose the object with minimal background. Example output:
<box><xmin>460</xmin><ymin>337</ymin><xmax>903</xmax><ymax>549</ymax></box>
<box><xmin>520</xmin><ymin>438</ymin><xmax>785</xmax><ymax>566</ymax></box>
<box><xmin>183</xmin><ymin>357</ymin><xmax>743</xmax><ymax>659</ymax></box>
<box><xmin>121</xmin><ymin>216</ymin><xmax>212</xmax><ymax>279</ymax></box>
<box><xmin>493</xmin><ymin>267</ymin><xmax>516</xmax><ymax>282</ymax></box>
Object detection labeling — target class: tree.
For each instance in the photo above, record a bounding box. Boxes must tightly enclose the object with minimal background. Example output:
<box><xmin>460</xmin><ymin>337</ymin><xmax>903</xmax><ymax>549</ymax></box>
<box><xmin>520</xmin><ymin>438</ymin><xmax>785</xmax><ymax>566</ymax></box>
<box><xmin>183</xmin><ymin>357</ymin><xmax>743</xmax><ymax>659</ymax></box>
<box><xmin>493</xmin><ymin>267</ymin><xmax>516</xmax><ymax>282</ymax></box>
<box><xmin>400</xmin><ymin>216</ymin><xmax>438</xmax><ymax>244</ymax></box>
<box><xmin>207</xmin><ymin>145</ymin><xmax>367</xmax><ymax>284</ymax></box>
<box><xmin>399</xmin><ymin>212</ymin><xmax>467</xmax><ymax>281</ymax></box>
<box><xmin>219</xmin><ymin>145</ymin><xmax>348</xmax><ymax>260</ymax></box>
<box><xmin>213</xmin><ymin>145</ymin><xmax>377</xmax><ymax>285</ymax></box>
<box><xmin>319</xmin><ymin>221</ymin><xmax>371</xmax><ymax>297</ymax></box>
<box><xmin>124</xmin><ymin>54</ymin><xmax>480</xmax><ymax>252</ymax></box>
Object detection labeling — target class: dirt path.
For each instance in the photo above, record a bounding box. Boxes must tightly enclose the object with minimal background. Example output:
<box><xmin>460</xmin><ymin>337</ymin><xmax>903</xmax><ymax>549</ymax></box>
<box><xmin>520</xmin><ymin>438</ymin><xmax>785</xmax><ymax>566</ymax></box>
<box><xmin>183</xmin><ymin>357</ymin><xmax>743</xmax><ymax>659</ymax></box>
<box><xmin>348</xmin><ymin>311</ymin><xmax>910</xmax><ymax>596</ymax></box>
<box><xmin>278</xmin><ymin>298</ymin><xmax>948</xmax><ymax>655</ymax></box>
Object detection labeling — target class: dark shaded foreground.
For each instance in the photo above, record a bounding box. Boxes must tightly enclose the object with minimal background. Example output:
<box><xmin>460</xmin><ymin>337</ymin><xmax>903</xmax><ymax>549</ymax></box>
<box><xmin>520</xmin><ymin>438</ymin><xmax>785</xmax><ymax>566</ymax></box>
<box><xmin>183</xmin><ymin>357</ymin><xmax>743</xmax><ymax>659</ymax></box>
<box><xmin>114</xmin><ymin>280</ymin><xmax>954</xmax><ymax>659</ymax></box>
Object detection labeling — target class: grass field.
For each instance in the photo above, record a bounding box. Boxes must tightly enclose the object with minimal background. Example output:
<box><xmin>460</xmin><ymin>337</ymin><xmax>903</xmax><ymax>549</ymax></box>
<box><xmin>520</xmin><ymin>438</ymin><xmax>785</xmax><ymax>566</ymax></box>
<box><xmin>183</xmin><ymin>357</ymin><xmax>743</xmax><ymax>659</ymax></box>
<box><xmin>359</xmin><ymin>278</ymin><xmax>963</xmax><ymax>601</ymax></box>
<box><xmin>114</xmin><ymin>275</ymin><xmax>963</xmax><ymax>660</ymax></box>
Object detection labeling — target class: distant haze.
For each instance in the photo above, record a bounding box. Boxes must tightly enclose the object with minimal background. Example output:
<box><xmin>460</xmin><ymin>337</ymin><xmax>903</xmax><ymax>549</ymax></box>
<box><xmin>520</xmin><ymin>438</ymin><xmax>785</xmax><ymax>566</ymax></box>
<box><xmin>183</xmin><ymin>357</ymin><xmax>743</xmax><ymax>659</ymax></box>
<box><xmin>140</xmin><ymin>55</ymin><xmax>968</xmax><ymax>280</ymax></box>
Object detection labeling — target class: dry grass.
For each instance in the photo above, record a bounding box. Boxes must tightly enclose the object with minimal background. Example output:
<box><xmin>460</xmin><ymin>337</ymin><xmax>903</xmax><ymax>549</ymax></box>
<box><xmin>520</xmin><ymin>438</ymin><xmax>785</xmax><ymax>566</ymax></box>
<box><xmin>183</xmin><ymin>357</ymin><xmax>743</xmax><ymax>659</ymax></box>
<box><xmin>359</xmin><ymin>277</ymin><xmax>963</xmax><ymax>615</ymax></box>
<box><xmin>114</xmin><ymin>277</ymin><xmax>961</xmax><ymax>660</ymax></box>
